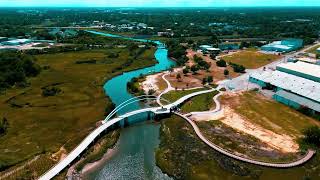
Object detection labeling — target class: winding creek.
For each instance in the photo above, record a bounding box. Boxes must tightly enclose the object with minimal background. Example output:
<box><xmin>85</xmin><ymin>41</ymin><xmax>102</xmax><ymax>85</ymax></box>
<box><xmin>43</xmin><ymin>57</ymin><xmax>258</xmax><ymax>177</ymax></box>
<box><xmin>84</xmin><ymin>30</ymin><xmax>175</xmax><ymax>179</ymax></box>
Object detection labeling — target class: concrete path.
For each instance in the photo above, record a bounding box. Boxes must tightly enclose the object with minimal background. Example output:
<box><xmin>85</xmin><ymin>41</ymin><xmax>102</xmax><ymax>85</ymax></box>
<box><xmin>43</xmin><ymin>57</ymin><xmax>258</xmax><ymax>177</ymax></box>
<box><xmin>39</xmin><ymin>88</ymin><xmax>216</xmax><ymax>180</ymax></box>
<box><xmin>175</xmin><ymin>112</ymin><xmax>316</xmax><ymax>168</ymax></box>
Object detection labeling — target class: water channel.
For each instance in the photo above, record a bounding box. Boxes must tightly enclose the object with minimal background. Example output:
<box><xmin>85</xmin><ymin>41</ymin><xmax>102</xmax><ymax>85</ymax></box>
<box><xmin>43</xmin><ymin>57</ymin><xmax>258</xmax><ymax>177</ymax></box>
<box><xmin>84</xmin><ymin>30</ymin><xmax>175</xmax><ymax>180</ymax></box>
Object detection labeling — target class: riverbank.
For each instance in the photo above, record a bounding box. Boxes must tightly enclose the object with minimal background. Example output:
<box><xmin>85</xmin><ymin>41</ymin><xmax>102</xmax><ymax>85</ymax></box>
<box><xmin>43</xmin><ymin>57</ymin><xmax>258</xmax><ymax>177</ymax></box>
<box><xmin>67</xmin><ymin>130</ymin><xmax>120</xmax><ymax>179</ymax></box>
<box><xmin>72</xmin><ymin>30</ymin><xmax>176</xmax><ymax>179</ymax></box>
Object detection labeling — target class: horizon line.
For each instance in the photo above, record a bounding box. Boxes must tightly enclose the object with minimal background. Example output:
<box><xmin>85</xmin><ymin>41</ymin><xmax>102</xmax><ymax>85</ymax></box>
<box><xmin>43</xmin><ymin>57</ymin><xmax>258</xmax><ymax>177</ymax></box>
<box><xmin>1</xmin><ymin>6</ymin><xmax>320</xmax><ymax>8</ymax></box>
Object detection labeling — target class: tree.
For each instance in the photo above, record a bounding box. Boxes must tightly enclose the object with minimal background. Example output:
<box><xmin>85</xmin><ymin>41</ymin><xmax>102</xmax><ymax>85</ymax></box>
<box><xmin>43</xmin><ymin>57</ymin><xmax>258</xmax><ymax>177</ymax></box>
<box><xmin>193</xmin><ymin>55</ymin><xmax>203</xmax><ymax>63</ymax></box>
<box><xmin>301</xmin><ymin>126</ymin><xmax>320</xmax><ymax>147</ymax></box>
<box><xmin>183</xmin><ymin>68</ymin><xmax>189</xmax><ymax>75</ymax></box>
<box><xmin>190</xmin><ymin>65</ymin><xmax>199</xmax><ymax>74</ymax></box>
<box><xmin>148</xmin><ymin>89</ymin><xmax>156</xmax><ymax>95</ymax></box>
<box><xmin>202</xmin><ymin>78</ymin><xmax>207</xmax><ymax>85</ymax></box>
<box><xmin>207</xmin><ymin>76</ymin><xmax>213</xmax><ymax>84</ymax></box>
<box><xmin>176</xmin><ymin>73</ymin><xmax>182</xmax><ymax>82</ymax></box>
<box><xmin>210</xmin><ymin>54</ymin><xmax>217</xmax><ymax>60</ymax></box>
<box><xmin>198</xmin><ymin>60</ymin><xmax>211</xmax><ymax>71</ymax></box>
<box><xmin>216</xmin><ymin>59</ymin><xmax>227</xmax><ymax>67</ymax></box>
<box><xmin>224</xmin><ymin>69</ymin><xmax>229</xmax><ymax>76</ymax></box>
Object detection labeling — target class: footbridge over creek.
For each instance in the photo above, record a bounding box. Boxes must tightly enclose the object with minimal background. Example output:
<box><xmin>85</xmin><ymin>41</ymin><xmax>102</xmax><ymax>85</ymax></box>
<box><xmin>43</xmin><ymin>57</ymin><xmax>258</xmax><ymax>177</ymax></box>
<box><xmin>39</xmin><ymin>88</ymin><xmax>215</xmax><ymax>180</ymax></box>
<box><xmin>39</xmin><ymin>87</ymin><xmax>316</xmax><ymax>180</ymax></box>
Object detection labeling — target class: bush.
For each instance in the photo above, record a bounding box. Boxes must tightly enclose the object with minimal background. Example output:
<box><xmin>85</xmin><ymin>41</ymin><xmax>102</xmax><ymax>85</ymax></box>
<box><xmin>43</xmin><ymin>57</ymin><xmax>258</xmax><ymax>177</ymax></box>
<box><xmin>0</xmin><ymin>117</ymin><xmax>9</xmax><ymax>136</ymax></box>
<box><xmin>108</xmin><ymin>52</ymin><xmax>119</xmax><ymax>58</ymax></box>
<box><xmin>198</xmin><ymin>60</ymin><xmax>211</xmax><ymax>70</ymax></box>
<box><xmin>190</xmin><ymin>65</ymin><xmax>199</xmax><ymax>74</ymax></box>
<box><xmin>224</xmin><ymin>69</ymin><xmax>229</xmax><ymax>76</ymax></box>
<box><xmin>230</xmin><ymin>63</ymin><xmax>246</xmax><ymax>73</ymax></box>
<box><xmin>42</xmin><ymin>87</ymin><xmax>61</xmax><ymax>97</ymax></box>
<box><xmin>301</xmin><ymin>126</ymin><xmax>320</xmax><ymax>148</ymax></box>
<box><xmin>216</xmin><ymin>59</ymin><xmax>227</xmax><ymax>67</ymax></box>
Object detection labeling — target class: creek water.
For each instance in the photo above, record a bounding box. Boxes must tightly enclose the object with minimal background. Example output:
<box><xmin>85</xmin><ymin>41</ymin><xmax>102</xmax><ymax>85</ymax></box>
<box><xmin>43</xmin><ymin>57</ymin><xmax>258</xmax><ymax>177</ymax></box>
<box><xmin>84</xmin><ymin>30</ymin><xmax>174</xmax><ymax>180</ymax></box>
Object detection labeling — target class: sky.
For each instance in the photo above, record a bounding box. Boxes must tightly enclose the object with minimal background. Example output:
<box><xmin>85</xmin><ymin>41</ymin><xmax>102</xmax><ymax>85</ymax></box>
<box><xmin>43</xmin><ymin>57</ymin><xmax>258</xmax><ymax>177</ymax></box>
<box><xmin>0</xmin><ymin>0</ymin><xmax>319</xmax><ymax>7</ymax></box>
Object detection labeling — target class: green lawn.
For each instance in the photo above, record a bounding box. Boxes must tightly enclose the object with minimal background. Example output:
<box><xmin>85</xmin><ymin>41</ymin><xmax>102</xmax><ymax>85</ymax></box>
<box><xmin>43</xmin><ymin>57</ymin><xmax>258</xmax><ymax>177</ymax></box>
<box><xmin>180</xmin><ymin>91</ymin><xmax>219</xmax><ymax>113</ymax></box>
<box><xmin>222</xmin><ymin>50</ymin><xmax>281</xmax><ymax>69</ymax></box>
<box><xmin>161</xmin><ymin>88</ymin><xmax>208</xmax><ymax>104</ymax></box>
<box><xmin>0</xmin><ymin>47</ymin><xmax>156</xmax><ymax>176</ymax></box>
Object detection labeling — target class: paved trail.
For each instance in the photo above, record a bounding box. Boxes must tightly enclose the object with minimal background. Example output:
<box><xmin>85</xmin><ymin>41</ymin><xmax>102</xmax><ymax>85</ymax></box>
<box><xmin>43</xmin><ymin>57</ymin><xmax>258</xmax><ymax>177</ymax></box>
<box><xmin>175</xmin><ymin>112</ymin><xmax>316</xmax><ymax>168</ymax></box>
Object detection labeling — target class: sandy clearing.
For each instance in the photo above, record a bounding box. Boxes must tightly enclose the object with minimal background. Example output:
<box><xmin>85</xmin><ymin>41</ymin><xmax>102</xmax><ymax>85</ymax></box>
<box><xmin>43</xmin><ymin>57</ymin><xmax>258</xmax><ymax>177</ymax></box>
<box><xmin>220</xmin><ymin>107</ymin><xmax>299</xmax><ymax>153</ymax></box>
<box><xmin>192</xmin><ymin>105</ymin><xmax>299</xmax><ymax>153</ymax></box>
<box><xmin>141</xmin><ymin>73</ymin><xmax>163</xmax><ymax>94</ymax></box>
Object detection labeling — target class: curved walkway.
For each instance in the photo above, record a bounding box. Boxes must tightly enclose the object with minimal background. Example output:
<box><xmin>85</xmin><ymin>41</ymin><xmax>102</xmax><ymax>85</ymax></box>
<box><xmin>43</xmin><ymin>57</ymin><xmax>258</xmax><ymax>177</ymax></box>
<box><xmin>156</xmin><ymin>72</ymin><xmax>207</xmax><ymax>106</ymax></box>
<box><xmin>39</xmin><ymin>88</ymin><xmax>216</xmax><ymax>180</ymax></box>
<box><xmin>175</xmin><ymin>112</ymin><xmax>316</xmax><ymax>168</ymax></box>
<box><xmin>188</xmin><ymin>91</ymin><xmax>223</xmax><ymax>116</ymax></box>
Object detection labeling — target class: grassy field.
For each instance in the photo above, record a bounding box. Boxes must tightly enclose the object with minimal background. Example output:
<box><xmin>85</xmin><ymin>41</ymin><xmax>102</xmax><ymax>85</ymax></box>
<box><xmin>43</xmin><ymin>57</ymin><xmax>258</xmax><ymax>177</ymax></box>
<box><xmin>161</xmin><ymin>88</ymin><xmax>207</xmax><ymax>104</ymax></box>
<box><xmin>221</xmin><ymin>91</ymin><xmax>320</xmax><ymax>138</ymax></box>
<box><xmin>306</xmin><ymin>44</ymin><xmax>320</xmax><ymax>54</ymax></box>
<box><xmin>180</xmin><ymin>91</ymin><xmax>219</xmax><ymax>113</ymax></box>
<box><xmin>222</xmin><ymin>50</ymin><xmax>281</xmax><ymax>69</ymax></box>
<box><xmin>156</xmin><ymin>114</ymin><xmax>320</xmax><ymax>180</ymax></box>
<box><xmin>156</xmin><ymin>115</ymin><xmax>262</xmax><ymax>179</ymax></box>
<box><xmin>0</xmin><ymin>47</ymin><xmax>156</xmax><ymax>176</ymax></box>
<box><xmin>197</xmin><ymin>121</ymin><xmax>301</xmax><ymax>163</ymax></box>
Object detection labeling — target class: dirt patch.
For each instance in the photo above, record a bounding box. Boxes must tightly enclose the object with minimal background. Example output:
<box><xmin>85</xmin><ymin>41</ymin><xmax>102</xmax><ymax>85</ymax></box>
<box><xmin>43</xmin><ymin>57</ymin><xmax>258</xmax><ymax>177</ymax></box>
<box><xmin>50</xmin><ymin>146</ymin><xmax>68</xmax><ymax>162</ymax></box>
<box><xmin>218</xmin><ymin>107</ymin><xmax>299</xmax><ymax>153</ymax></box>
<box><xmin>141</xmin><ymin>73</ymin><xmax>164</xmax><ymax>94</ymax></box>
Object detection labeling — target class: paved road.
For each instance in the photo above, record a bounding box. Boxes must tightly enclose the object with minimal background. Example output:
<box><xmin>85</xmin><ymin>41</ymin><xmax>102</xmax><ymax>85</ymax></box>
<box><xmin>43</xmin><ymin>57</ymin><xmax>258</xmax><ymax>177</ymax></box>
<box><xmin>175</xmin><ymin>112</ymin><xmax>316</xmax><ymax>168</ymax></box>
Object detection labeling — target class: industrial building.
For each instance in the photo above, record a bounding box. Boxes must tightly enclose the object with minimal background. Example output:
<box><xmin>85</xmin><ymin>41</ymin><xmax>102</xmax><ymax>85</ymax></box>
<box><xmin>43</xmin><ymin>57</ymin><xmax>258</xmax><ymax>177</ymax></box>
<box><xmin>1</xmin><ymin>39</ymin><xmax>32</xmax><ymax>46</ymax></box>
<box><xmin>249</xmin><ymin>61</ymin><xmax>320</xmax><ymax>114</ymax></box>
<box><xmin>218</xmin><ymin>43</ymin><xmax>240</xmax><ymax>51</ymax></box>
<box><xmin>276</xmin><ymin>61</ymin><xmax>320</xmax><ymax>82</ymax></box>
<box><xmin>199</xmin><ymin>45</ymin><xmax>220</xmax><ymax>54</ymax></box>
<box><xmin>261</xmin><ymin>38</ymin><xmax>303</xmax><ymax>53</ymax></box>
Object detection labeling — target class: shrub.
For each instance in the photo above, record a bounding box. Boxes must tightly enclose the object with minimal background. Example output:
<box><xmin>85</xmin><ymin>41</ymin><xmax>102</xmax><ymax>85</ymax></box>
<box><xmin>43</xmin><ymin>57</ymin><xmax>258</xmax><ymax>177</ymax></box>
<box><xmin>301</xmin><ymin>126</ymin><xmax>320</xmax><ymax>148</ymax></box>
<box><xmin>42</xmin><ymin>87</ymin><xmax>61</xmax><ymax>97</ymax></box>
<box><xmin>224</xmin><ymin>69</ymin><xmax>229</xmax><ymax>76</ymax></box>
<box><xmin>190</xmin><ymin>65</ymin><xmax>199</xmax><ymax>74</ymax></box>
<box><xmin>216</xmin><ymin>59</ymin><xmax>227</xmax><ymax>67</ymax></box>
<box><xmin>0</xmin><ymin>117</ymin><xmax>9</xmax><ymax>136</ymax></box>
<box><xmin>229</xmin><ymin>63</ymin><xmax>246</xmax><ymax>73</ymax></box>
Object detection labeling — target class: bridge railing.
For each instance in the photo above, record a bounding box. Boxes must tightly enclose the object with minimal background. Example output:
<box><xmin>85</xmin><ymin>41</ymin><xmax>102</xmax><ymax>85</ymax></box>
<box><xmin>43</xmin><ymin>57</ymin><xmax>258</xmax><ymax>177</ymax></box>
<box><xmin>104</xmin><ymin>95</ymin><xmax>171</xmax><ymax>122</ymax></box>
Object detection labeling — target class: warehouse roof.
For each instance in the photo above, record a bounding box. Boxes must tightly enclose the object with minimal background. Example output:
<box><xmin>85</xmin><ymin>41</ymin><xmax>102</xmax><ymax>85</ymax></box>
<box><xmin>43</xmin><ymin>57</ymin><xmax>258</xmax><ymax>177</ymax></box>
<box><xmin>275</xmin><ymin>90</ymin><xmax>320</xmax><ymax>112</ymax></box>
<box><xmin>250</xmin><ymin>70</ymin><xmax>320</xmax><ymax>103</ymax></box>
<box><xmin>276</xmin><ymin>61</ymin><xmax>320</xmax><ymax>79</ymax></box>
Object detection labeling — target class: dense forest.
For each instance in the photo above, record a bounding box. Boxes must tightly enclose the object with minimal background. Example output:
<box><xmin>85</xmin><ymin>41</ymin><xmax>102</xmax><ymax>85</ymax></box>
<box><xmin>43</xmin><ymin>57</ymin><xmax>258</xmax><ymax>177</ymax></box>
<box><xmin>0</xmin><ymin>7</ymin><xmax>319</xmax><ymax>44</ymax></box>
<box><xmin>0</xmin><ymin>51</ymin><xmax>41</xmax><ymax>91</ymax></box>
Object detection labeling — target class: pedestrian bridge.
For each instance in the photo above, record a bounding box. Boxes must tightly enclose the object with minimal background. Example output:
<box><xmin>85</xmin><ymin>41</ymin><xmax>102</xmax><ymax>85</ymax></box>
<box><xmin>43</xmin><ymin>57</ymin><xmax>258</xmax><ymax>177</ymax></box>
<box><xmin>39</xmin><ymin>88</ymin><xmax>215</xmax><ymax>180</ymax></box>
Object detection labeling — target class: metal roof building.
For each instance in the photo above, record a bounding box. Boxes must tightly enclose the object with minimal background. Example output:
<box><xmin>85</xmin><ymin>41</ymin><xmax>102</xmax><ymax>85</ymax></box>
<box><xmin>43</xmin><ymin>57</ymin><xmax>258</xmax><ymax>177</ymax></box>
<box><xmin>250</xmin><ymin>70</ymin><xmax>320</xmax><ymax>103</ymax></box>
<box><xmin>276</xmin><ymin>61</ymin><xmax>320</xmax><ymax>82</ymax></box>
<box><xmin>261</xmin><ymin>39</ymin><xmax>303</xmax><ymax>53</ymax></box>
<box><xmin>274</xmin><ymin>90</ymin><xmax>320</xmax><ymax>113</ymax></box>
